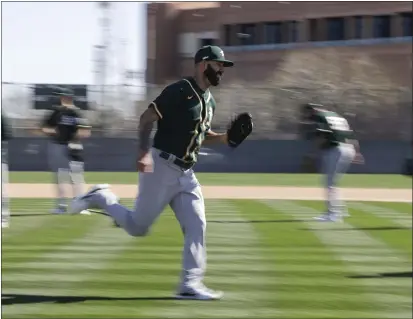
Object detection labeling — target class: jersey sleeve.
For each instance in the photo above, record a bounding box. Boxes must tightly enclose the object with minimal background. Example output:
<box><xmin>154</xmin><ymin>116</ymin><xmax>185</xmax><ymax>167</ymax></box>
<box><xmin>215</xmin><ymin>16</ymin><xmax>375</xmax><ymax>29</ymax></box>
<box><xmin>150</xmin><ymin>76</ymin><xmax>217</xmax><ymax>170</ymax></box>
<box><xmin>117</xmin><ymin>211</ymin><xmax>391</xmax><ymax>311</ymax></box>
<box><xmin>206</xmin><ymin>94</ymin><xmax>216</xmax><ymax>133</ymax></box>
<box><xmin>149</xmin><ymin>84</ymin><xmax>180</xmax><ymax>119</ymax></box>
<box><xmin>43</xmin><ymin>109</ymin><xmax>59</xmax><ymax>127</ymax></box>
<box><xmin>77</xmin><ymin>118</ymin><xmax>90</xmax><ymax>128</ymax></box>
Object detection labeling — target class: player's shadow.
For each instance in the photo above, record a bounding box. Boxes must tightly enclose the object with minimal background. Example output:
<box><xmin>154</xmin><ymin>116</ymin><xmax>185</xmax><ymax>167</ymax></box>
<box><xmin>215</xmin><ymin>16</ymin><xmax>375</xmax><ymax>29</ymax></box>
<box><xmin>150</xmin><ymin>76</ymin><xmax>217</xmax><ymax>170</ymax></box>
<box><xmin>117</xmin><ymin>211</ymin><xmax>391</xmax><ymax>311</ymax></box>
<box><xmin>94</xmin><ymin>211</ymin><xmax>304</xmax><ymax>224</ymax></box>
<box><xmin>209</xmin><ymin>219</ymin><xmax>304</xmax><ymax>224</ymax></box>
<box><xmin>301</xmin><ymin>226</ymin><xmax>411</xmax><ymax>231</ymax></box>
<box><xmin>11</xmin><ymin>213</ymin><xmax>51</xmax><ymax>217</ymax></box>
<box><xmin>2</xmin><ymin>293</ymin><xmax>177</xmax><ymax>305</ymax></box>
<box><xmin>348</xmin><ymin>271</ymin><xmax>412</xmax><ymax>279</ymax></box>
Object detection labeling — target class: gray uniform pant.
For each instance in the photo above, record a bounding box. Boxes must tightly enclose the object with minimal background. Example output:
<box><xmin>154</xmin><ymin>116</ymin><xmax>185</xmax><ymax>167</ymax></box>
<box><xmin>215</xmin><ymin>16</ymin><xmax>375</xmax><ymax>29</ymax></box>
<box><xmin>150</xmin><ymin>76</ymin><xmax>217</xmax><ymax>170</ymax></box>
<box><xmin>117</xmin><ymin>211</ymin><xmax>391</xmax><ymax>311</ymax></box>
<box><xmin>2</xmin><ymin>142</ymin><xmax>9</xmax><ymax>222</ymax></box>
<box><xmin>322</xmin><ymin>143</ymin><xmax>356</xmax><ymax>215</ymax></box>
<box><xmin>47</xmin><ymin>142</ymin><xmax>85</xmax><ymax>207</ymax></box>
<box><xmin>83</xmin><ymin>148</ymin><xmax>206</xmax><ymax>291</ymax></box>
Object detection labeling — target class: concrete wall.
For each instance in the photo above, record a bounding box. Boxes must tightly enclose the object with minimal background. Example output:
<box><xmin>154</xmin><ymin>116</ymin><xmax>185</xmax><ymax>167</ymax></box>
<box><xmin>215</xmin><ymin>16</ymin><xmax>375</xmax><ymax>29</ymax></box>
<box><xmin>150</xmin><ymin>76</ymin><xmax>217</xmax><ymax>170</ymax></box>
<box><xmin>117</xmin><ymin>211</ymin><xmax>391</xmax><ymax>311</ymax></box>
<box><xmin>5</xmin><ymin>138</ymin><xmax>410</xmax><ymax>174</ymax></box>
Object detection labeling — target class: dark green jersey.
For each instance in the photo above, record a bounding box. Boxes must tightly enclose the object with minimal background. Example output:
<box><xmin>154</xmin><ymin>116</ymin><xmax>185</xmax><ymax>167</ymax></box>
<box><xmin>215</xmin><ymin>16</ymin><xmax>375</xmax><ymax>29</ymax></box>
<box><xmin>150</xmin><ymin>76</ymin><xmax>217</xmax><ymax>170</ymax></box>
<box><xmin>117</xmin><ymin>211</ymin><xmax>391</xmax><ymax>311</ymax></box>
<box><xmin>312</xmin><ymin>109</ymin><xmax>353</xmax><ymax>146</ymax></box>
<box><xmin>149</xmin><ymin>77</ymin><xmax>216</xmax><ymax>163</ymax></box>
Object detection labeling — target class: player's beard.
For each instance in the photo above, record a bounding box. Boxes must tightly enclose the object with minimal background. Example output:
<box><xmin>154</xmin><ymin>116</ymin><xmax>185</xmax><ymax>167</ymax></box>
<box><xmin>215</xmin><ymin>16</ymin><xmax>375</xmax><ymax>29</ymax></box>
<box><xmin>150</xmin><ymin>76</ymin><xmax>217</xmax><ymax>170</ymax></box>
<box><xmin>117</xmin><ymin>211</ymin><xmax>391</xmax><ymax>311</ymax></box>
<box><xmin>204</xmin><ymin>64</ymin><xmax>222</xmax><ymax>86</ymax></box>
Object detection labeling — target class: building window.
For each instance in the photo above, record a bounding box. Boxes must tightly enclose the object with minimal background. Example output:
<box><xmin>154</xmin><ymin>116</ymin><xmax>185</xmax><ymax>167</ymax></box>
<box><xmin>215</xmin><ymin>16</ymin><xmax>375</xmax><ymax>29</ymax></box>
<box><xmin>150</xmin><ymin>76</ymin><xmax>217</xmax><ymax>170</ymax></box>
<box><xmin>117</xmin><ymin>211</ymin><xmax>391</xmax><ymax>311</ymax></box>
<box><xmin>201</xmin><ymin>38</ymin><xmax>215</xmax><ymax>47</ymax></box>
<box><xmin>178</xmin><ymin>33</ymin><xmax>198</xmax><ymax>57</ymax></box>
<box><xmin>327</xmin><ymin>17</ymin><xmax>345</xmax><ymax>41</ymax></box>
<box><xmin>373</xmin><ymin>15</ymin><xmax>391</xmax><ymax>38</ymax></box>
<box><xmin>223</xmin><ymin>25</ymin><xmax>231</xmax><ymax>46</ymax></box>
<box><xmin>287</xmin><ymin>20</ymin><xmax>298</xmax><ymax>42</ymax></box>
<box><xmin>264</xmin><ymin>22</ymin><xmax>283</xmax><ymax>44</ymax></box>
<box><xmin>354</xmin><ymin>16</ymin><xmax>363</xmax><ymax>39</ymax></box>
<box><xmin>309</xmin><ymin>19</ymin><xmax>318</xmax><ymax>41</ymax></box>
<box><xmin>239</xmin><ymin>23</ymin><xmax>256</xmax><ymax>45</ymax></box>
<box><xmin>401</xmin><ymin>12</ymin><xmax>412</xmax><ymax>36</ymax></box>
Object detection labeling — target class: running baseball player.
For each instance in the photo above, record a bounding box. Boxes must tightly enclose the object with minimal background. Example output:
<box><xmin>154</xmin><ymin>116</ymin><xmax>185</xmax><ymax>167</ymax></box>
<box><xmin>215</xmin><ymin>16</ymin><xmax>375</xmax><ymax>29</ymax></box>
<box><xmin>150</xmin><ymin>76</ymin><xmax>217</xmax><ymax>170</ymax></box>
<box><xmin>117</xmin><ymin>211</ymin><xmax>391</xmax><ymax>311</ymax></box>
<box><xmin>2</xmin><ymin>112</ymin><xmax>13</xmax><ymax>228</ymax></box>
<box><xmin>69</xmin><ymin>45</ymin><xmax>253</xmax><ymax>300</ymax></box>
<box><xmin>41</xmin><ymin>87</ymin><xmax>91</xmax><ymax>214</ymax></box>
<box><xmin>301</xmin><ymin>103</ymin><xmax>364</xmax><ymax>222</ymax></box>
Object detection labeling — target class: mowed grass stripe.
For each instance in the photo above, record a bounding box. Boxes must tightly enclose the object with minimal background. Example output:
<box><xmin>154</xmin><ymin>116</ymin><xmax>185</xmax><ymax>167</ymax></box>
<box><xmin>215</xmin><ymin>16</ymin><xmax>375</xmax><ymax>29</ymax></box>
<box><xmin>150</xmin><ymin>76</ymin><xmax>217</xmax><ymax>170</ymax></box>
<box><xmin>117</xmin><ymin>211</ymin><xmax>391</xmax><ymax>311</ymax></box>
<box><xmin>2</xmin><ymin>244</ymin><xmax>405</xmax><ymax>255</ymax></box>
<box><xmin>10</xmin><ymin>199</ymin><xmax>279</xmax><ymax>318</ymax></box>
<box><xmin>1</xmin><ymin>214</ymin><xmax>53</xmax><ymax>239</ymax></box>
<box><xmin>348</xmin><ymin>202</ymin><xmax>412</xmax><ymax>255</ymax></box>
<box><xmin>3</xmin><ymin>263</ymin><xmax>411</xmax><ymax>284</ymax></box>
<box><xmin>307</xmin><ymin>201</ymin><xmax>412</xmax><ymax>256</ymax></box>
<box><xmin>8</xmin><ymin>198</ymin><xmax>67</xmax><ymax>213</ymax></box>
<box><xmin>369</xmin><ymin>202</ymin><xmax>413</xmax><ymax>215</ymax></box>
<box><xmin>2</xmin><ymin>214</ymin><xmax>139</xmax><ymax>317</ymax></box>
<box><xmin>71</xmin><ymin>206</ymin><xmax>186</xmax><ymax>310</ymax></box>
<box><xmin>349</xmin><ymin>202</ymin><xmax>413</xmax><ymax>228</ymax></box>
<box><xmin>3</xmin><ymin>252</ymin><xmax>405</xmax><ymax>265</ymax></box>
<box><xmin>3</xmin><ymin>198</ymin><xmax>411</xmax><ymax>318</ymax></box>
<box><xmin>1</xmin><ymin>304</ymin><xmax>278</xmax><ymax>319</ymax></box>
<box><xmin>2</xmin><ymin>199</ymin><xmax>62</xmax><ymax>239</ymax></box>
<box><xmin>2</xmin><ymin>213</ymin><xmax>99</xmax><ymax>265</ymax></box>
<box><xmin>2</xmin><ymin>304</ymin><xmax>409</xmax><ymax>319</ymax></box>
<box><xmin>268</xmin><ymin>200</ymin><xmax>412</xmax><ymax>317</ymax></box>
<box><xmin>232</xmin><ymin>199</ymin><xmax>380</xmax><ymax>317</ymax></box>
<box><xmin>2</xmin><ymin>253</ymin><xmax>411</xmax><ymax>271</ymax></box>
<box><xmin>140</xmin><ymin>199</ymin><xmax>280</xmax><ymax>318</ymax></box>
<box><xmin>205</xmin><ymin>200</ymin><xmax>279</xmax><ymax>302</ymax></box>
<box><xmin>3</xmin><ymin>217</ymin><xmax>135</xmax><ymax>281</ymax></box>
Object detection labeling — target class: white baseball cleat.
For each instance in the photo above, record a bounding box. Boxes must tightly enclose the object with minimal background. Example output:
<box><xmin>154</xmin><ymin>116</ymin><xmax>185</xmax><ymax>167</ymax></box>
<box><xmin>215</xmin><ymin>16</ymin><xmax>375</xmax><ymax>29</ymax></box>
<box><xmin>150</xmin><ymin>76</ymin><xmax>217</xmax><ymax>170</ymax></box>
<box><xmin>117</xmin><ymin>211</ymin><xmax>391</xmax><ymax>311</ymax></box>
<box><xmin>2</xmin><ymin>219</ymin><xmax>9</xmax><ymax>228</ymax></box>
<box><xmin>69</xmin><ymin>184</ymin><xmax>110</xmax><ymax>215</ymax></box>
<box><xmin>80</xmin><ymin>210</ymin><xmax>92</xmax><ymax>215</ymax></box>
<box><xmin>313</xmin><ymin>213</ymin><xmax>342</xmax><ymax>222</ymax></box>
<box><xmin>176</xmin><ymin>284</ymin><xmax>224</xmax><ymax>301</ymax></box>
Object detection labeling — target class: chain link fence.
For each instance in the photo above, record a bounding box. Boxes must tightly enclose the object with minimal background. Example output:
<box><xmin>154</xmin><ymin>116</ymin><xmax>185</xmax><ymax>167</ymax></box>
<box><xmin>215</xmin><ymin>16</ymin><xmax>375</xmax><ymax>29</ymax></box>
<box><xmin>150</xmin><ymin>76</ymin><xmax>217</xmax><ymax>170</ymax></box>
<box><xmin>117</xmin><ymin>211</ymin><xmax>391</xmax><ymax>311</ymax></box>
<box><xmin>2</xmin><ymin>82</ymin><xmax>411</xmax><ymax>141</ymax></box>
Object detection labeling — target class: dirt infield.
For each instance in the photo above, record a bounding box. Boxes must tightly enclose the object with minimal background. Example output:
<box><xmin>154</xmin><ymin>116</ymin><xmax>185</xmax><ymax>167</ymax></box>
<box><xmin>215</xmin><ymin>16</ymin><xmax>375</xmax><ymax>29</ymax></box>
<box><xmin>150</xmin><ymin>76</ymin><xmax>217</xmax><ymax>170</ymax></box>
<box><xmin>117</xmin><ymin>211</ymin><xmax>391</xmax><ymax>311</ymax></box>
<box><xmin>7</xmin><ymin>183</ymin><xmax>412</xmax><ymax>202</ymax></box>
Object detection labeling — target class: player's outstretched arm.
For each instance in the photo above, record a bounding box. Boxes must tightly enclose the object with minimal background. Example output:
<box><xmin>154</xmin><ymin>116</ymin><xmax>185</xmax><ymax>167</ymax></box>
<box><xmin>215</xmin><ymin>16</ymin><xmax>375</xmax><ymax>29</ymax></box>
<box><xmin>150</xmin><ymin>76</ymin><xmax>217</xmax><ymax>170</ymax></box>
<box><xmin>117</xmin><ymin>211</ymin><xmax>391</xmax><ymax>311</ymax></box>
<box><xmin>203</xmin><ymin>131</ymin><xmax>227</xmax><ymax>145</ymax></box>
<box><xmin>40</xmin><ymin>108</ymin><xmax>60</xmax><ymax>136</ymax></box>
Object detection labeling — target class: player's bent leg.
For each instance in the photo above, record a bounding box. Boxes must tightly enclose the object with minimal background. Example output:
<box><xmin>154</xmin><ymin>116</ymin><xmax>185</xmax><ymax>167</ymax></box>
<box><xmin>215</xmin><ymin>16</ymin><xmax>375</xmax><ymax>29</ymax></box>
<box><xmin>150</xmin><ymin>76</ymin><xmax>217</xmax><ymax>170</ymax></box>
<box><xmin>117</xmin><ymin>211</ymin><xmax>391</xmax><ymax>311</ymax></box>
<box><xmin>49</xmin><ymin>144</ymin><xmax>71</xmax><ymax>213</ymax></box>
<box><xmin>123</xmin><ymin>164</ymin><xmax>181</xmax><ymax>236</ymax></box>
<box><xmin>69</xmin><ymin>160</ymin><xmax>90</xmax><ymax>215</ymax></box>
<box><xmin>333</xmin><ymin>144</ymin><xmax>356</xmax><ymax>217</ymax></box>
<box><xmin>171</xmin><ymin>185</ymin><xmax>223</xmax><ymax>300</ymax></box>
<box><xmin>171</xmin><ymin>188</ymin><xmax>207</xmax><ymax>288</ymax></box>
<box><xmin>69</xmin><ymin>160</ymin><xmax>86</xmax><ymax>197</ymax></box>
<box><xmin>52</xmin><ymin>168</ymin><xmax>70</xmax><ymax>213</ymax></box>
<box><xmin>314</xmin><ymin>146</ymin><xmax>343</xmax><ymax>222</ymax></box>
<box><xmin>69</xmin><ymin>184</ymin><xmax>141</xmax><ymax>235</ymax></box>
<box><xmin>69</xmin><ymin>184</ymin><xmax>157</xmax><ymax>237</ymax></box>
<box><xmin>70</xmin><ymin>155</ymin><xmax>180</xmax><ymax>236</ymax></box>
<box><xmin>320</xmin><ymin>144</ymin><xmax>355</xmax><ymax>220</ymax></box>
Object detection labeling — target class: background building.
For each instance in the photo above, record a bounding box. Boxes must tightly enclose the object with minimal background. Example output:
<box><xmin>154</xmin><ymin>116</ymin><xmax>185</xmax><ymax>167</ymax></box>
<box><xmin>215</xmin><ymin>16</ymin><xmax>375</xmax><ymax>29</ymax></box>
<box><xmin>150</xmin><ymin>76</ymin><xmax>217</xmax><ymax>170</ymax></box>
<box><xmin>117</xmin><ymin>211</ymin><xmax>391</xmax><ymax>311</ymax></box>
<box><xmin>146</xmin><ymin>1</ymin><xmax>412</xmax><ymax>86</ymax></box>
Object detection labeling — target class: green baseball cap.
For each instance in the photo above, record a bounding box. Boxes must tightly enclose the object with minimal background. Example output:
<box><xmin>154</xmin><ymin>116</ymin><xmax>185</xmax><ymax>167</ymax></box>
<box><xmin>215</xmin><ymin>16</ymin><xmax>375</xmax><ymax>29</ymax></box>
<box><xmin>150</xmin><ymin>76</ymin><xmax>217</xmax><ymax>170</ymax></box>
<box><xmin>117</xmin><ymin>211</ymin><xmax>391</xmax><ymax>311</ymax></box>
<box><xmin>194</xmin><ymin>45</ymin><xmax>234</xmax><ymax>67</ymax></box>
<box><xmin>53</xmin><ymin>86</ymin><xmax>74</xmax><ymax>97</ymax></box>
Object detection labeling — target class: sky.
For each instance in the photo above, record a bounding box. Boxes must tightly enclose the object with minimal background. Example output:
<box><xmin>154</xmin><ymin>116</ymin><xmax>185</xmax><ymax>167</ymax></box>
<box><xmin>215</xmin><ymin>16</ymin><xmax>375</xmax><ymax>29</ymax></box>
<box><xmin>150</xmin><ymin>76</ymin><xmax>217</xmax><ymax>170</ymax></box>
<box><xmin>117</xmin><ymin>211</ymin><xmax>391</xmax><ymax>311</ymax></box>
<box><xmin>2</xmin><ymin>1</ymin><xmax>146</xmax><ymax>85</ymax></box>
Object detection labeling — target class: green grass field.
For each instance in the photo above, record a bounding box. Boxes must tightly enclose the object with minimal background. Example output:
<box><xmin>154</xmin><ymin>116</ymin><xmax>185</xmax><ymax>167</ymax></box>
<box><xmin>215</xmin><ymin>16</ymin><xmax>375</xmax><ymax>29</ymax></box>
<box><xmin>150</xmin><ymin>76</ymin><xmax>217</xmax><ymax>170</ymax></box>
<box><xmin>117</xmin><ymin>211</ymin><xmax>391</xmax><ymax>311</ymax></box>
<box><xmin>2</xmin><ymin>199</ymin><xmax>412</xmax><ymax>318</ymax></box>
<box><xmin>9</xmin><ymin>172</ymin><xmax>413</xmax><ymax>188</ymax></box>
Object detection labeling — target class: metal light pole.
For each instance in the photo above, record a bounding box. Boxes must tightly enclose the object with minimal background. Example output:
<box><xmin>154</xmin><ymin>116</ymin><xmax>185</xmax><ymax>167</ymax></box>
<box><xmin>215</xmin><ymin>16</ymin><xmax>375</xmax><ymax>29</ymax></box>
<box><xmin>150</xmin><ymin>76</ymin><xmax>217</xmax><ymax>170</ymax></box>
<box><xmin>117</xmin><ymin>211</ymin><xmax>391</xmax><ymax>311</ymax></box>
<box><xmin>96</xmin><ymin>1</ymin><xmax>113</xmax><ymax>135</ymax></box>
